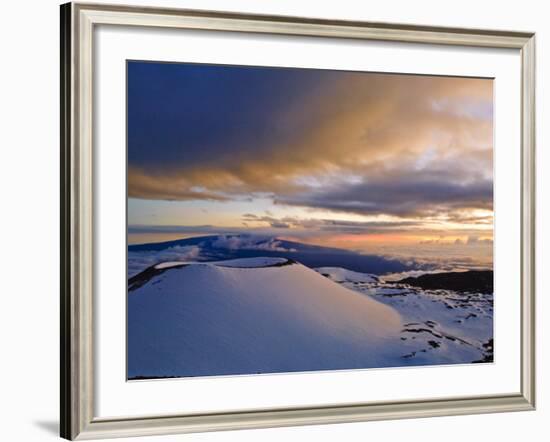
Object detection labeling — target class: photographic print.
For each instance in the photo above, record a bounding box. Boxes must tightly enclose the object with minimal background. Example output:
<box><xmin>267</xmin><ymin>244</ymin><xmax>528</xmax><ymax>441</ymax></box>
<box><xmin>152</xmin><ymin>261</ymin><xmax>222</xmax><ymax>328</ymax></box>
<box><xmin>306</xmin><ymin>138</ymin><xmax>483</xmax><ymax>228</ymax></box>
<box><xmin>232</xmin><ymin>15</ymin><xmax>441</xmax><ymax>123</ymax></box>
<box><xmin>127</xmin><ymin>61</ymin><xmax>494</xmax><ymax>380</ymax></box>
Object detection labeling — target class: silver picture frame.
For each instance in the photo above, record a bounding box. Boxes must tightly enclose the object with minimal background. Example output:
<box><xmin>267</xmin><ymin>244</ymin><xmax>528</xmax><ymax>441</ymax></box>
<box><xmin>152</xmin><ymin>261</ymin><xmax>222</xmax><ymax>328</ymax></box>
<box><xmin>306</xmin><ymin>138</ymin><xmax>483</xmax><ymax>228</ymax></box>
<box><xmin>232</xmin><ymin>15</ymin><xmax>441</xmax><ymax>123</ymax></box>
<box><xmin>60</xmin><ymin>2</ymin><xmax>536</xmax><ymax>439</ymax></box>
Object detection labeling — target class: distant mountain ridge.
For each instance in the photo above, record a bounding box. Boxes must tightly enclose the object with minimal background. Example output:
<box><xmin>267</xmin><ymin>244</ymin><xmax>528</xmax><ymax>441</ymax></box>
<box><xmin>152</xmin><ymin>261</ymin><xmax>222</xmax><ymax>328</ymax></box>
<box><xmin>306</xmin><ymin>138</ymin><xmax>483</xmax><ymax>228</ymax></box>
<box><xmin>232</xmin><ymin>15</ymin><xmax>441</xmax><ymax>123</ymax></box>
<box><xmin>128</xmin><ymin>234</ymin><xmax>419</xmax><ymax>275</ymax></box>
<box><xmin>398</xmin><ymin>270</ymin><xmax>493</xmax><ymax>293</ymax></box>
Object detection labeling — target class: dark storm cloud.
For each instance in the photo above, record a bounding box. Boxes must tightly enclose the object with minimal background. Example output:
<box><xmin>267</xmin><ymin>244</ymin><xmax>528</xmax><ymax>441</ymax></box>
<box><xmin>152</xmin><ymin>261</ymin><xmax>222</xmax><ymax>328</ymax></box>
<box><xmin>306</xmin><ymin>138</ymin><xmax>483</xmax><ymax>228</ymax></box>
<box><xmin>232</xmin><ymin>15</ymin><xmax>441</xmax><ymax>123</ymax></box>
<box><xmin>128</xmin><ymin>61</ymin><xmax>336</xmax><ymax>173</ymax></box>
<box><xmin>276</xmin><ymin>176</ymin><xmax>493</xmax><ymax>217</ymax></box>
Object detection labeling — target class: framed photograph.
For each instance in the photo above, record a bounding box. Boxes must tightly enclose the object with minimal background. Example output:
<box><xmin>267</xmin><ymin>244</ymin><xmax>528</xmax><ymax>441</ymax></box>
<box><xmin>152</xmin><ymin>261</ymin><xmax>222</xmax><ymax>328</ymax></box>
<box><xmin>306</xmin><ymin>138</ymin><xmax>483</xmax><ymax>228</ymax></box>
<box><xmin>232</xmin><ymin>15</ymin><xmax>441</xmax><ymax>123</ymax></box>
<box><xmin>60</xmin><ymin>2</ymin><xmax>536</xmax><ymax>440</ymax></box>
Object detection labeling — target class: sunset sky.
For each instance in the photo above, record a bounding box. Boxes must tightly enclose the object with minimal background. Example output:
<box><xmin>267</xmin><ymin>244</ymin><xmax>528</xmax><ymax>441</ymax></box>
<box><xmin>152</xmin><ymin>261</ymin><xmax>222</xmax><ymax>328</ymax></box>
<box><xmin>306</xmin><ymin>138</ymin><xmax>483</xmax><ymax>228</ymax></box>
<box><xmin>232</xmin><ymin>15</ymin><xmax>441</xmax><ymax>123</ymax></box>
<box><xmin>127</xmin><ymin>61</ymin><xmax>493</xmax><ymax>266</ymax></box>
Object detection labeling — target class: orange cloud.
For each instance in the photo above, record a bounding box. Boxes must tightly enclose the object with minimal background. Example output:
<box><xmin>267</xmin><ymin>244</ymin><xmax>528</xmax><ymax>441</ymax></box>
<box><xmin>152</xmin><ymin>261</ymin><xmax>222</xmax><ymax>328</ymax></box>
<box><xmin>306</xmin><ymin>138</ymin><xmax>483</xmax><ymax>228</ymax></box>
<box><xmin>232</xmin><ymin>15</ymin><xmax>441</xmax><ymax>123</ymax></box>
<box><xmin>128</xmin><ymin>69</ymin><xmax>493</xmax><ymax>221</ymax></box>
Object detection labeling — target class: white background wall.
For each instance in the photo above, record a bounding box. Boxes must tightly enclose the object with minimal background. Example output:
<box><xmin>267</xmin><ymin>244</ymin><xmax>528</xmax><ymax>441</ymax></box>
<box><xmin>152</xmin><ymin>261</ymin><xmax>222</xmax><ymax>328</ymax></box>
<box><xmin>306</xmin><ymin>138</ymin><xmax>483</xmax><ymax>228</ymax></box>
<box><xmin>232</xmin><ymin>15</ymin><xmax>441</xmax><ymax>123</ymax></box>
<box><xmin>0</xmin><ymin>0</ymin><xmax>547</xmax><ymax>441</ymax></box>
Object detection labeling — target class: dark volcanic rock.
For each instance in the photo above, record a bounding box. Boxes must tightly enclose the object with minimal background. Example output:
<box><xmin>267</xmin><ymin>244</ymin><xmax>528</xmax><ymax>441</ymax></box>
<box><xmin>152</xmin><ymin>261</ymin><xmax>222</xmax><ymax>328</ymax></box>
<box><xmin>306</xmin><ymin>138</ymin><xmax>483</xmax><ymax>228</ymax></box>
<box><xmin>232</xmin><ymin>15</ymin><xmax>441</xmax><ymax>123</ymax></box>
<box><xmin>397</xmin><ymin>271</ymin><xmax>493</xmax><ymax>294</ymax></box>
<box><xmin>128</xmin><ymin>265</ymin><xmax>183</xmax><ymax>292</ymax></box>
<box><xmin>473</xmin><ymin>338</ymin><xmax>494</xmax><ymax>363</ymax></box>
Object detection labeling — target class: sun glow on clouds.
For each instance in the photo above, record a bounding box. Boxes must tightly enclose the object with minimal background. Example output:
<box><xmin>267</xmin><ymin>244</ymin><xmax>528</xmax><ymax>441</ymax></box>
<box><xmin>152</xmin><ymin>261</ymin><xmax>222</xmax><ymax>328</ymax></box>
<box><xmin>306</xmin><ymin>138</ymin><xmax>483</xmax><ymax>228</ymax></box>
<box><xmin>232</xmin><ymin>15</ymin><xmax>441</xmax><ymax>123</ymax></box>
<box><xmin>127</xmin><ymin>62</ymin><xmax>493</xmax><ymax>264</ymax></box>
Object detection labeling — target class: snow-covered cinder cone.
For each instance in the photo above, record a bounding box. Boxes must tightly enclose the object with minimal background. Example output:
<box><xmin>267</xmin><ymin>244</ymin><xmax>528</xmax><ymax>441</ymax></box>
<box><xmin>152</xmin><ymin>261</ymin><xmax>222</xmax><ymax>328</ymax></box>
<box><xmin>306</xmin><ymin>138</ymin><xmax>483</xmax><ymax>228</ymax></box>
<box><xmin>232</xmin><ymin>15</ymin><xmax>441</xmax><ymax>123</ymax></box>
<box><xmin>128</xmin><ymin>257</ymin><xmax>401</xmax><ymax>379</ymax></box>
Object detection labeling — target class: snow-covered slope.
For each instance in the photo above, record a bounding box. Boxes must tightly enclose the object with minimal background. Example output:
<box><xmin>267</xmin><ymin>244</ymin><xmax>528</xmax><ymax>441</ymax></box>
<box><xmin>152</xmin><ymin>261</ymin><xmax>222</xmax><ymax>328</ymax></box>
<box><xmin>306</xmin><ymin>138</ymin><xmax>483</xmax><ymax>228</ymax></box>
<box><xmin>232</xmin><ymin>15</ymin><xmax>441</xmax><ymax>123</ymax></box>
<box><xmin>128</xmin><ymin>258</ymin><xmax>401</xmax><ymax>379</ymax></box>
<box><xmin>322</xmin><ymin>268</ymin><xmax>494</xmax><ymax>366</ymax></box>
<box><xmin>315</xmin><ymin>267</ymin><xmax>379</xmax><ymax>283</ymax></box>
